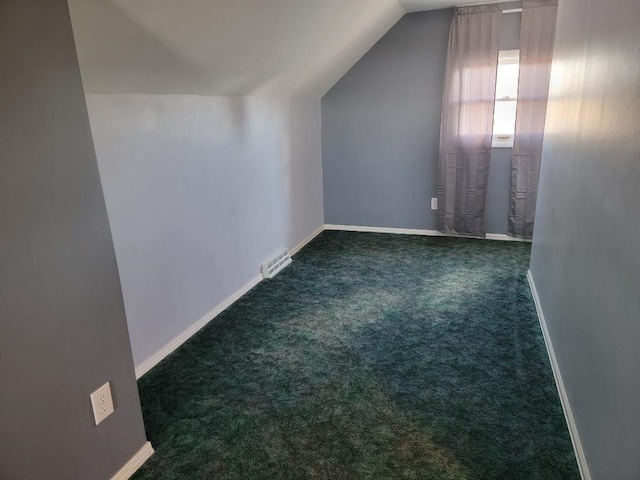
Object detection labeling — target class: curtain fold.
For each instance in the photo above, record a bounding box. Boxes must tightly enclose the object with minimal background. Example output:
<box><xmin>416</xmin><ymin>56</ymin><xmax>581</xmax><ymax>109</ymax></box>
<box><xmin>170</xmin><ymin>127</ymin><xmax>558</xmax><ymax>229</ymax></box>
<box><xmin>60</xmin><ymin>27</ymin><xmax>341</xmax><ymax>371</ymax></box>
<box><xmin>437</xmin><ymin>5</ymin><xmax>502</xmax><ymax>237</ymax></box>
<box><xmin>508</xmin><ymin>0</ymin><xmax>558</xmax><ymax>239</ymax></box>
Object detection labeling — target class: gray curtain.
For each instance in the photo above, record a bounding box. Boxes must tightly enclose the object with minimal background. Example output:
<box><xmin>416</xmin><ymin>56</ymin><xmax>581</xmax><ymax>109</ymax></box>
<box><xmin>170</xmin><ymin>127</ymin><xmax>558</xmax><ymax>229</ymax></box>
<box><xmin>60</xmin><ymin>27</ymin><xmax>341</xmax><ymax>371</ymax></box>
<box><xmin>508</xmin><ymin>0</ymin><xmax>558</xmax><ymax>238</ymax></box>
<box><xmin>437</xmin><ymin>5</ymin><xmax>502</xmax><ymax>237</ymax></box>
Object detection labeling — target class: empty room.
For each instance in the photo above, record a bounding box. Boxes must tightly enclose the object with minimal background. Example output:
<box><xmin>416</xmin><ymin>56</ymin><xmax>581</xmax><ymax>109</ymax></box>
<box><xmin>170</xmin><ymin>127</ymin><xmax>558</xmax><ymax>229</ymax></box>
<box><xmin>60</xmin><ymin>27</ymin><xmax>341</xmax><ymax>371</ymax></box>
<box><xmin>1</xmin><ymin>0</ymin><xmax>639</xmax><ymax>479</ymax></box>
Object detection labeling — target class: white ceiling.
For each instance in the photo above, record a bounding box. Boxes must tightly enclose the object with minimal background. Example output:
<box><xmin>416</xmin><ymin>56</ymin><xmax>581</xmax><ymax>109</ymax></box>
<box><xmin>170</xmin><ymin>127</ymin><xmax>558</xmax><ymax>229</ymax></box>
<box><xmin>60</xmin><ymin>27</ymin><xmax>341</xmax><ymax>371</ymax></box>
<box><xmin>68</xmin><ymin>0</ymin><xmax>490</xmax><ymax>98</ymax></box>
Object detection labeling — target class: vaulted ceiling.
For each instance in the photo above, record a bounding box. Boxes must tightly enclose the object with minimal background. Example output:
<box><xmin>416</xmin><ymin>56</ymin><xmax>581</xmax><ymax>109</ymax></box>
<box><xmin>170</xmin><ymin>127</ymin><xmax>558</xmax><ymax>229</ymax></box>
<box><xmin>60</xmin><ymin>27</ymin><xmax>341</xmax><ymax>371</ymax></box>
<box><xmin>68</xmin><ymin>0</ymin><xmax>493</xmax><ymax>98</ymax></box>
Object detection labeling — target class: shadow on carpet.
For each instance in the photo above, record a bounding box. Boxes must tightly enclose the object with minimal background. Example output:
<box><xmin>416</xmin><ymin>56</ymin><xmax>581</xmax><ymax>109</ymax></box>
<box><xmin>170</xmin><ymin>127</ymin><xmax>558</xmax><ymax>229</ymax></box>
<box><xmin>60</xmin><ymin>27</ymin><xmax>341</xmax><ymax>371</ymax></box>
<box><xmin>133</xmin><ymin>231</ymin><xmax>580</xmax><ymax>480</ymax></box>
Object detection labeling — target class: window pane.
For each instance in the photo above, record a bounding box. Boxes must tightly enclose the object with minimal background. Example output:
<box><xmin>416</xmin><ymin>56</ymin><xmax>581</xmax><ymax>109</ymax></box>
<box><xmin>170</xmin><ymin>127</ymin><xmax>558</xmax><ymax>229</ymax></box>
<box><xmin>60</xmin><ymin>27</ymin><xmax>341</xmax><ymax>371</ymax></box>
<box><xmin>495</xmin><ymin>62</ymin><xmax>519</xmax><ymax>99</ymax></box>
<box><xmin>493</xmin><ymin>50</ymin><xmax>520</xmax><ymax>146</ymax></box>
<box><xmin>493</xmin><ymin>100</ymin><xmax>517</xmax><ymax>136</ymax></box>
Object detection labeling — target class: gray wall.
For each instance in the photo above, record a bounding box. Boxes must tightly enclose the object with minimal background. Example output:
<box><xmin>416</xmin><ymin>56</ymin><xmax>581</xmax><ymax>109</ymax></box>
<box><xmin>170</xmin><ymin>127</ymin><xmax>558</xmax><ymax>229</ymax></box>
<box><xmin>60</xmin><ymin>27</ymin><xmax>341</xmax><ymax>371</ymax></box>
<box><xmin>322</xmin><ymin>7</ymin><xmax>521</xmax><ymax>234</ymax></box>
<box><xmin>0</xmin><ymin>1</ymin><xmax>148</xmax><ymax>479</ymax></box>
<box><xmin>529</xmin><ymin>0</ymin><xmax>640</xmax><ymax>478</ymax></box>
<box><xmin>85</xmin><ymin>95</ymin><xmax>324</xmax><ymax>369</ymax></box>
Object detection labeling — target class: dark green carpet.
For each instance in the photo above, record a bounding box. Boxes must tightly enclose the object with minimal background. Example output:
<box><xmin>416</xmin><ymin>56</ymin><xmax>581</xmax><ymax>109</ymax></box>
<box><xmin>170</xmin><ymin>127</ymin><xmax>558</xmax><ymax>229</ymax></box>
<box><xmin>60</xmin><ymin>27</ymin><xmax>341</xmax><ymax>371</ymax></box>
<box><xmin>133</xmin><ymin>231</ymin><xmax>579</xmax><ymax>480</ymax></box>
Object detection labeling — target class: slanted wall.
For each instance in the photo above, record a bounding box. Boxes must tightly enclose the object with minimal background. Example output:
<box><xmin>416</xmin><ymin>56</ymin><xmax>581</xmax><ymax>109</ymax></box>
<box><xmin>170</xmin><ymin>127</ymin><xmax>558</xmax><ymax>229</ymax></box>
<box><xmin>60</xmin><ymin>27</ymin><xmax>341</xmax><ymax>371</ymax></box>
<box><xmin>0</xmin><ymin>1</ymin><xmax>147</xmax><ymax>478</ymax></box>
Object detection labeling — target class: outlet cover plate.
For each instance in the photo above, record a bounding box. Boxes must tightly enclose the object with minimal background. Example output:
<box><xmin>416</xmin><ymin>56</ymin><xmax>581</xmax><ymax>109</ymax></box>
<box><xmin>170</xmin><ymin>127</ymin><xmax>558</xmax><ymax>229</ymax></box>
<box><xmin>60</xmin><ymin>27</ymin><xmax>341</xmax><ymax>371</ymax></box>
<box><xmin>90</xmin><ymin>382</ymin><xmax>115</xmax><ymax>426</ymax></box>
<box><xmin>431</xmin><ymin>197</ymin><xmax>438</xmax><ymax>210</ymax></box>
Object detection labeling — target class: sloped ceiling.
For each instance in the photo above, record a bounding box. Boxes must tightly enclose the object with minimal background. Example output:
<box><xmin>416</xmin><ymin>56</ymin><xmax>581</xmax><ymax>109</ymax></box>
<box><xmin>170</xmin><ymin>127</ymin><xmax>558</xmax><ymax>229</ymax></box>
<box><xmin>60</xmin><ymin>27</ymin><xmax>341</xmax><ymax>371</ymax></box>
<box><xmin>399</xmin><ymin>0</ymin><xmax>499</xmax><ymax>13</ymax></box>
<box><xmin>68</xmin><ymin>0</ymin><xmax>489</xmax><ymax>98</ymax></box>
<box><xmin>68</xmin><ymin>0</ymin><xmax>406</xmax><ymax>97</ymax></box>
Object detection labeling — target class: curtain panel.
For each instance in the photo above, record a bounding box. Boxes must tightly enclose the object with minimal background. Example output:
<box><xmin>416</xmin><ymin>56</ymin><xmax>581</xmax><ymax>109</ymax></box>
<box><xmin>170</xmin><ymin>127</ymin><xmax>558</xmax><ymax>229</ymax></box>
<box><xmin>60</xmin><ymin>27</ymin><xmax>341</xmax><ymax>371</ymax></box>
<box><xmin>437</xmin><ymin>5</ymin><xmax>502</xmax><ymax>237</ymax></box>
<box><xmin>508</xmin><ymin>0</ymin><xmax>558</xmax><ymax>238</ymax></box>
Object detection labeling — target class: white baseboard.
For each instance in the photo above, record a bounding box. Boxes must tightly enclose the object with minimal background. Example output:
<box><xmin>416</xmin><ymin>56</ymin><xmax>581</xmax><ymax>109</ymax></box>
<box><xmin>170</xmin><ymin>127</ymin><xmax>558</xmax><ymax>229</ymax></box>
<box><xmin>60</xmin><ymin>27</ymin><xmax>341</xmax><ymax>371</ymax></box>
<box><xmin>325</xmin><ymin>224</ymin><xmax>443</xmax><ymax>236</ymax></box>
<box><xmin>135</xmin><ymin>273</ymin><xmax>262</xmax><ymax>379</ymax></box>
<box><xmin>485</xmin><ymin>233</ymin><xmax>532</xmax><ymax>242</ymax></box>
<box><xmin>111</xmin><ymin>441</ymin><xmax>154</xmax><ymax>480</ymax></box>
<box><xmin>527</xmin><ymin>271</ymin><xmax>591</xmax><ymax>480</ymax></box>
<box><xmin>135</xmin><ymin>224</ymin><xmax>324</xmax><ymax>379</ymax></box>
<box><xmin>324</xmin><ymin>224</ymin><xmax>531</xmax><ymax>242</ymax></box>
<box><xmin>290</xmin><ymin>225</ymin><xmax>325</xmax><ymax>255</ymax></box>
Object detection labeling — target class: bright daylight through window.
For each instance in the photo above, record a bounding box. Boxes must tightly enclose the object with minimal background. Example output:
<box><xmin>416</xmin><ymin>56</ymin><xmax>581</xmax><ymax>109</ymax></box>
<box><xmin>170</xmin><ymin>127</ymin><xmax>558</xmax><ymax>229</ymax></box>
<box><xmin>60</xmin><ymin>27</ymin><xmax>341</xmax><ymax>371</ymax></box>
<box><xmin>492</xmin><ymin>49</ymin><xmax>520</xmax><ymax>147</ymax></box>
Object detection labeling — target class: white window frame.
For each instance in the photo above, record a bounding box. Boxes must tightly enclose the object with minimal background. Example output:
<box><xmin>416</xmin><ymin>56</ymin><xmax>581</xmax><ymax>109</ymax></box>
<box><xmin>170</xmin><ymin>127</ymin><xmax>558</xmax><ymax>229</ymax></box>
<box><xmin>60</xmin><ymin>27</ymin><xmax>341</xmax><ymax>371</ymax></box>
<box><xmin>492</xmin><ymin>49</ymin><xmax>520</xmax><ymax>148</ymax></box>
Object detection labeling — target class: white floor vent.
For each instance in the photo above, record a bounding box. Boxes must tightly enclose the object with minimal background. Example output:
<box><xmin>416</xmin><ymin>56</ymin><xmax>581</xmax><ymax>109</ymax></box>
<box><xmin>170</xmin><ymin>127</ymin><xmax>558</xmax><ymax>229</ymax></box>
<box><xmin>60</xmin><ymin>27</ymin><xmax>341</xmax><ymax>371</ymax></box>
<box><xmin>261</xmin><ymin>248</ymin><xmax>291</xmax><ymax>279</ymax></box>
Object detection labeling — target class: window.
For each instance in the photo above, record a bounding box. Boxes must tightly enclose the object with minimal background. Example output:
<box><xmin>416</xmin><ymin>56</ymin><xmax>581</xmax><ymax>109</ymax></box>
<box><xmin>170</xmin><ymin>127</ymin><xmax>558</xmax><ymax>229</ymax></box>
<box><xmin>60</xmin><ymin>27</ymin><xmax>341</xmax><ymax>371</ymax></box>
<box><xmin>492</xmin><ymin>49</ymin><xmax>520</xmax><ymax>148</ymax></box>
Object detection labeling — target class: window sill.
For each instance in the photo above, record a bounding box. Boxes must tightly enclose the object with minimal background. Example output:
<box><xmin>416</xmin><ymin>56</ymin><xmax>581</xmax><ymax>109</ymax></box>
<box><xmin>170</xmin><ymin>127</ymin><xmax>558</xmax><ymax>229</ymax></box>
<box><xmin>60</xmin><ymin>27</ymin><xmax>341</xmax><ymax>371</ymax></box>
<box><xmin>491</xmin><ymin>143</ymin><xmax>514</xmax><ymax>149</ymax></box>
<box><xmin>492</xmin><ymin>135</ymin><xmax>514</xmax><ymax>148</ymax></box>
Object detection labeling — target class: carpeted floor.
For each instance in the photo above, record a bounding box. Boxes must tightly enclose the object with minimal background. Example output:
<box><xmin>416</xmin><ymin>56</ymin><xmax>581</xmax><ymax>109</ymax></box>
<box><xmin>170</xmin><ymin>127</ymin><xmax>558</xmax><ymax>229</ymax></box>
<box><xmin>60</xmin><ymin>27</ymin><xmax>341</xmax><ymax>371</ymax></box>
<box><xmin>133</xmin><ymin>231</ymin><xmax>580</xmax><ymax>480</ymax></box>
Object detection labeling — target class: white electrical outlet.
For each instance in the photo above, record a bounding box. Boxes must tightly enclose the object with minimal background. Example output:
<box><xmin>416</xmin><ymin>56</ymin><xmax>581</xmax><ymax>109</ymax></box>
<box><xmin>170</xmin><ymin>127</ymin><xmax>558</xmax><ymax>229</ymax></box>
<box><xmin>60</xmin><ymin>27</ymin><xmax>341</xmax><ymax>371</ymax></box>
<box><xmin>431</xmin><ymin>197</ymin><xmax>438</xmax><ymax>210</ymax></box>
<box><xmin>90</xmin><ymin>382</ymin><xmax>115</xmax><ymax>426</ymax></box>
